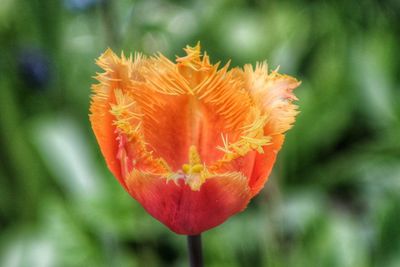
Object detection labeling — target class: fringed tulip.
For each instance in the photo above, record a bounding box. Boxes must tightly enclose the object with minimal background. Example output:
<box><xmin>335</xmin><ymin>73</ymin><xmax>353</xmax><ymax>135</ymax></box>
<box><xmin>89</xmin><ymin>43</ymin><xmax>300</xmax><ymax>235</ymax></box>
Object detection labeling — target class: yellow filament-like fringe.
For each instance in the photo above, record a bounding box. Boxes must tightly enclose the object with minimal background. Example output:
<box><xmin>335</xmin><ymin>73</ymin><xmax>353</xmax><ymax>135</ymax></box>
<box><xmin>217</xmin><ymin>109</ymin><xmax>271</xmax><ymax>161</ymax></box>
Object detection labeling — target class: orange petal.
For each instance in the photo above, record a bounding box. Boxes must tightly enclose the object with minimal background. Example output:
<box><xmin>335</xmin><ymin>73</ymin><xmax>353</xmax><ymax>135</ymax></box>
<box><xmin>125</xmin><ymin>52</ymin><xmax>255</xmax><ymax>170</ymax></box>
<box><xmin>248</xmin><ymin>134</ymin><xmax>284</xmax><ymax>196</ymax></box>
<box><xmin>90</xmin><ymin>49</ymin><xmax>148</xmax><ymax>189</ymax></box>
<box><xmin>243</xmin><ymin>63</ymin><xmax>300</xmax><ymax>135</ymax></box>
<box><xmin>209</xmin><ymin>134</ymin><xmax>283</xmax><ymax>197</ymax></box>
<box><xmin>125</xmin><ymin>170</ymin><xmax>251</xmax><ymax>235</ymax></box>
<box><xmin>90</xmin><ymin>89</ymin><xmax>124</xmax><ymax>188</ymax></box>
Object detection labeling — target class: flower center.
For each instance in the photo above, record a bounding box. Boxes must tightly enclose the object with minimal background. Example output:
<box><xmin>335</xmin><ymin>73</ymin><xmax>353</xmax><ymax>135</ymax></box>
<box><xmin>179</xmin><ymin>146</ymin><xmax>209</xmax><ymax>191</ymax></box>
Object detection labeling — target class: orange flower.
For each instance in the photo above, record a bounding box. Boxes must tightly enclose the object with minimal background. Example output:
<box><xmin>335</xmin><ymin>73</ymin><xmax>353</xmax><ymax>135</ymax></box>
<box><xmin>90</xmin><ymin>43</ymin><xmax>300</xmax><ymax>235</ymax></box>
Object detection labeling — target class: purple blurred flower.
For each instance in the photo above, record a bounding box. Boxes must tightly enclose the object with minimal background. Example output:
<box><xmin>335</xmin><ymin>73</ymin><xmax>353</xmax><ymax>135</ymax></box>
<box><xmin>18</xmin><ymin>48</ymin><xmax>51</xmax><ymax>90</ymax></box>
<box><xmin>64</xmin><ymin>0</ymin><xmax>101</xmax><ymax>11</ymax></box>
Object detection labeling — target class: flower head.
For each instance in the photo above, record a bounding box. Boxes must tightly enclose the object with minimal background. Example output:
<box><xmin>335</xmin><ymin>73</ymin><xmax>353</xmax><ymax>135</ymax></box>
<box><xmin>90</xmin><ymin>43</ymin><xmax>300</xmax><ymax>235</ymax></box>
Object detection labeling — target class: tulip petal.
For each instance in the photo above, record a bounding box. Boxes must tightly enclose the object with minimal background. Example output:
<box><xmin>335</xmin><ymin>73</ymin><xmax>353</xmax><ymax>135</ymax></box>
<box><xmin>125</xmin><ymin>170</ymin><xmax>251</xmax><ymax>235</ymax></box>
<box><xmin>248</xmin><ymin>135</ymin><xmax>284</xmax><ymax>196</ymax></box>
<box><xmin>127</xmin><ymin>54</ymin><xmax>257</xmax><ymax>170</ymax></box>
<box><xmin>243</xmin><ymin>63</ymin><xmax>300</xmax><ymax>135</ymax></box>
<box><xmin>208</xmin><ymin>134</ymin><xmax>283</xmax><ymax>197</ymax></box>
<box><xmin>90</xmin><ymin>88</ymin><xmax>124</xmax><ymax>188</ymax></box>
<box><xmin>90</xmin><ymin>49</ymin><xmax>149</xmax><ymax>190</ymax></box>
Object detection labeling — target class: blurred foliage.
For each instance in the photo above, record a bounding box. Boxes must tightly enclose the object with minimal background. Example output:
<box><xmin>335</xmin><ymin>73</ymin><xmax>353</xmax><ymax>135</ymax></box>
<box><xmin>1</xmin><ymin>0</ymin><xmax>400</xmax><ymax>266</ymax></box>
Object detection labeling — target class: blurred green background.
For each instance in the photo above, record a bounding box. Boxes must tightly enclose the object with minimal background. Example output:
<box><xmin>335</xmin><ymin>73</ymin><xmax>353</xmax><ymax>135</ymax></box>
<box><xmin>1</xmin><ymin>0</ymin><xmax>400</xmax><ymax>266</ymax></box>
